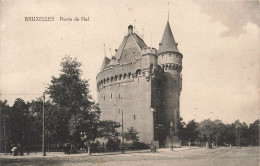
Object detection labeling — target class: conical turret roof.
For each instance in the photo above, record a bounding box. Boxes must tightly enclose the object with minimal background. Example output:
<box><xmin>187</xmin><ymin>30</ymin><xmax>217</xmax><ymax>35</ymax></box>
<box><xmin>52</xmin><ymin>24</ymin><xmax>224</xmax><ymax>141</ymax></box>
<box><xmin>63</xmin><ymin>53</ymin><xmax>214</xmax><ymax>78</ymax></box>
<box><xmin>99</xmin><ymin>56</ymin><xmax>111</xmax><ymax>72</ymax></box>
<box><xmin>158</xmin><ymin>21</ymin><xmax>179</xmax><ymax>54</ymax></box>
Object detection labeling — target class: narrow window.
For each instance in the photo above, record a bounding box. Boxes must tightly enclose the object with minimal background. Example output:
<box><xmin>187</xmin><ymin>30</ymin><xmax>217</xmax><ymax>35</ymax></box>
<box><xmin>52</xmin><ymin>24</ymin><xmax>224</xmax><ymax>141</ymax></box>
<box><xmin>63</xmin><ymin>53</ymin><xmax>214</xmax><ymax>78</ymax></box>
<box><xmin>134</xmin><ymin>114</ymin><xmax>136</xmax><ymax>120</ymax></box>
<box><xmin>104</xmin><ymin>96</ymin><xmax>105</xmax><ymax>100</ymax></box>
<box><xmin>119</xmin><ymin>94</ymin><xmax>120</xmax><ymax>99</ymax></box>
<box><xmin>125</xmin><ymin>54</ymin><xmax>127</xmax><ymax>58</ymax></box>
<box><xmin>118</xmin><ymin>109</ymin><xmax>120</xmax><ymax>114</ymax></box>
<box><xmin>111</xmin><ymin>93</ymin><xmax>112</xmax><ymax>99</ymax></box>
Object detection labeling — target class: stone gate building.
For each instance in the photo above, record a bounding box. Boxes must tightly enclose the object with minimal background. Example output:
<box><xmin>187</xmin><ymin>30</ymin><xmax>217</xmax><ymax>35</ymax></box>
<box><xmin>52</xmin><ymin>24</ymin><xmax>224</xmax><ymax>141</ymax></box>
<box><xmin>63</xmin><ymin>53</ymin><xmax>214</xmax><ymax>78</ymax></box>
<box><xmin>96</xmin><ymin>21</ymin><xmax>183</xmax><ymax>147</ymax></box>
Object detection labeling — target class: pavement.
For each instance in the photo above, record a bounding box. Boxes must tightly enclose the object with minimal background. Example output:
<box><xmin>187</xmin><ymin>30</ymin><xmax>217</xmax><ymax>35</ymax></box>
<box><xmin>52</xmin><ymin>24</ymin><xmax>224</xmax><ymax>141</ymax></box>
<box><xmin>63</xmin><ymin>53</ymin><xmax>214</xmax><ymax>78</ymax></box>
<box><xmin>0</xmin><ymin>146</ymin><xmax>259</xmax><ymax>166</ymax></box>
<box><xmin>0</xmin><ymin>146</ymin><xmax>198</xmax><ymax>159</ymax></box>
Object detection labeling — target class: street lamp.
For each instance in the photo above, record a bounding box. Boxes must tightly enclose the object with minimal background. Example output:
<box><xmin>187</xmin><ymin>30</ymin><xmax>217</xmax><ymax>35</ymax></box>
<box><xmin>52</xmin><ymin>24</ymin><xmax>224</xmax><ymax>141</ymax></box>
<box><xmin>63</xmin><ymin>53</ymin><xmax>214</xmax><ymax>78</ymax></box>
<box><xmin>121</xmin><ymin>110</ymin><xmax>124</xmax><ymax>153</ymax></box>
<box><xmin>3</xmin><ymin>115</ymin><xmax>7</xmax><ymax>155</ymax></box>
<box><xmin>170</xmin><ymin>121</ymin><xmax>174</xmax><ymax>151</ymax></box>
<box><xmin>42</xmin><ymin>93</ymin><xmax>46</xmax><ymax>156</ymax></box>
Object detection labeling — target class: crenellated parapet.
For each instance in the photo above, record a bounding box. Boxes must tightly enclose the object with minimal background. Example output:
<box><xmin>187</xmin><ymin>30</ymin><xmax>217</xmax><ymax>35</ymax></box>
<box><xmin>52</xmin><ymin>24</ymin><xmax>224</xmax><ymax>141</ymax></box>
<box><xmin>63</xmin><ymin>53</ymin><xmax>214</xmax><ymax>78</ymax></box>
<box><xmin>162</xmin><ymin>63</ymin><xmax>182</xmax><ymax>72</ymax></box>
<box><xmin>140</xmin><ymin>47</ymin><xmax>157</xmax><ymax>55</ymax></box>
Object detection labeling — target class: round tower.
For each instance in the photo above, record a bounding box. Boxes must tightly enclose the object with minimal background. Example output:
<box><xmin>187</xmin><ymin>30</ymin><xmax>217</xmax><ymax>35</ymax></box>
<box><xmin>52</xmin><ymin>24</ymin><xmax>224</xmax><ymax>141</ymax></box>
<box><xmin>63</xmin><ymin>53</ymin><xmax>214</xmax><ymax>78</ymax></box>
<box><xmin>158</xmin><ymin>21</ymin><xmax>183</xmax><ymax>147</ymax></box>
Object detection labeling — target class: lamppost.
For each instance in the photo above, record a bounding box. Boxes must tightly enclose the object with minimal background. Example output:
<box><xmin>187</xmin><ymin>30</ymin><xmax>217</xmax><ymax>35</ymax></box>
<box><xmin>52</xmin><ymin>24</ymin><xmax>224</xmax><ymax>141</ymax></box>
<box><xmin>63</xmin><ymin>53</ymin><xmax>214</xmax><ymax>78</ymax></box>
<box><xmin>121</xmin><ymin>110</ymin><xmax>124</xmax><ymax>153</ymax></box>
<box><xmin>3</xmin><ymin>115</ymin><xmax>7</xmax><ymax>155</ymax></box>
<box><xmin>42</xmin><ymin>93</ymin><xmax>46</xmax><ymax>156</ymax></box>
<box><xmin>170</xmin><ymin>121</ymin><xmax>174</xmax><ymax>151</ymax></box>
<box><xmin>235</xmin><ymin>124</ymin><xmax>238</xmax><ymax>148</ymax></box>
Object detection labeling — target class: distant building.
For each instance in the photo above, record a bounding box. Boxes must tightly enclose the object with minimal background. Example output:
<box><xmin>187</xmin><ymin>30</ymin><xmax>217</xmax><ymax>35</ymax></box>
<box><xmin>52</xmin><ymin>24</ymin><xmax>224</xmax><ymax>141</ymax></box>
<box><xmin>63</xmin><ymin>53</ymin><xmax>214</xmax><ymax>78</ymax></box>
<box><xmin>96</xmin><ymin>21</ymin><xmax>183</xmax><ymax>147</ymax></box>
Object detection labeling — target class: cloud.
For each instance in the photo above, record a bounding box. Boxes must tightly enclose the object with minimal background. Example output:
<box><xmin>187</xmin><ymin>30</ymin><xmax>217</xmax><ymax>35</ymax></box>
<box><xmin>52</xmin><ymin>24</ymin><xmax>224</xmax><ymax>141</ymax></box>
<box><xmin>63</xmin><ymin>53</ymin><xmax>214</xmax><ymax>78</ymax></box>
<box><xmin>193</xmin><ymin>0</ymin><xmax>260</xmax><ymax>37</ymax></box>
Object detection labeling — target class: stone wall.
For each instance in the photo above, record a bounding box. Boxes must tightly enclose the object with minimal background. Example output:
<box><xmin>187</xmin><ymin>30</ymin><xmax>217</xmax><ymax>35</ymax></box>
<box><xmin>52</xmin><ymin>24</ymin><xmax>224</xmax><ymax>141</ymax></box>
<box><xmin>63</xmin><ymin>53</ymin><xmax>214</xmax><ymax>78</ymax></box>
<box><xmin>97</xmin><ymin>71</ymin><xmax>154</xmax><ymax>144</ymax></box>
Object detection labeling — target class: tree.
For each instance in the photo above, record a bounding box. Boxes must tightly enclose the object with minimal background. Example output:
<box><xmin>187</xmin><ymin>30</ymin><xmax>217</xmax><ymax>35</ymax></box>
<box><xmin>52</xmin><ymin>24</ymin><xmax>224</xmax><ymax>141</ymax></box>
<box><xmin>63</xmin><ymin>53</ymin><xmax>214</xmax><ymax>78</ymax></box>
<box><xmin>0</xmin><ymin>99</ymin><xmax>11</xmax><ymax>153</ymax></box>
<box><xmin>97</xmin><ymin>120</ymin><xmax>120</xmax><ymax>139</ymax></box>
<box><xmin>248</xmin><ymin>120</ymin><xmax>259</xmax><ymax>146</ymax></box>
<box><xmin>124</xmin><ymin>127</ymin><xmax>140</xmax><ymax>143</ymax></box>
<box><xmin>8</xmin><ymin>99</ymin><xmax>29</xmax><ymax>145</ymax></box>
<box><xmin>46</xmin><ymin>56</ymin><xmax>100</xmax><ymax>153</ymax></box>
<box><xmin>177</xmin><ymin>116</ymin><xmax>186</xmax><ymax>141</ymax></box>
<box><xmin>198</xmin><ymin>119</ymin><xmax>216</xmax><ymax>148</ymax></box>
<box><xmin>97</xmin><ymin>120</ymin><xmax>121</xmax><ymax>151</ymax></box>
<box><xmin>28</xmin><ymin>98</ymin><xmax>67</xmax><ymax>146</ymax></box>
<box><xmin>182</xmin><ymin>120</ymin><xmax>199</xmax><ymax>144</ymax></box>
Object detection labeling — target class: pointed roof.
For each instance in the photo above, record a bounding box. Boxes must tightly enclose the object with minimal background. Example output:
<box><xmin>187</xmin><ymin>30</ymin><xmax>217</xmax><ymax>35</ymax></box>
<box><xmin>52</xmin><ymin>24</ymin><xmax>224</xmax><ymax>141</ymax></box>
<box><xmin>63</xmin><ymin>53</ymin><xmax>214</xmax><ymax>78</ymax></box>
<box><xmin>114</xmin><ymin>25</ymin><xmax>147</xmax><ymax>60</ymax></box>
<box><xmin>158</xmin><ymin>21</ymin><xmax>179</xmax><ymax>54</ymax></box>
<box><xmin>99</xmin><ymin>56</ymin><xmax>111</xmax><ymax>72</ymax></box>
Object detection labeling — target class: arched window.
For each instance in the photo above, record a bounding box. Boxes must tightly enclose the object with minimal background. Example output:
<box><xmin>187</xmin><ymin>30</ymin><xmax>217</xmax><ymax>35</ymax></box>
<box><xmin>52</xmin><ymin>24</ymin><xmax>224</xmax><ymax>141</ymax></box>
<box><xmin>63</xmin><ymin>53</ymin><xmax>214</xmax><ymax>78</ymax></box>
<box><xmin>125</xmin><ymin>54</ymin><xmax>127</xmax><ymax>58</ymax></box>
<box><xmin>111</xmin><ymin>93</ymin><xmax>112</xmax><ymax>99</ymax></box>
<box><xmin>136</xmin><ymin>69</ymin><xmax>142</xmax><ymax>76</ymax></box>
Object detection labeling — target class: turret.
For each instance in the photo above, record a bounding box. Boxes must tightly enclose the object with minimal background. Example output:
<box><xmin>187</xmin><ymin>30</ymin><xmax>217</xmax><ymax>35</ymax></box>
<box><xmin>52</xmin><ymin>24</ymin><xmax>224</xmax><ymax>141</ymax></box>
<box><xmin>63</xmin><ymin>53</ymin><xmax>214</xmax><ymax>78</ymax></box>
<box><xmin>141</xmin><ymin>47</ymin><xmax>157</xmax><ymax>70</ymax></box>
<box><xmin>158</xmin><ymin>21</ymin><xmax>183</xmax><ymax>148</ymax></box>
<box><xmin>158</xmin><ymin>22</ymin><xmax>182</xmax><ymax>76</ymax></box>
<box><xmin>141</xmin><ymin>47</ymin><xmax>157</xmax><ymax>81</ymax></box>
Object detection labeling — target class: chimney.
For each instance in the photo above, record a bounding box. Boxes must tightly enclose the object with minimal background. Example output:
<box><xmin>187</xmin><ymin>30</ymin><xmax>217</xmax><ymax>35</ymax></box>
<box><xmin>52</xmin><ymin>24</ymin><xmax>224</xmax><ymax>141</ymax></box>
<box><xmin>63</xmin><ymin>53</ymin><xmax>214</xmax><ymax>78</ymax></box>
<box><xmin>128</xmin><ymin>25</ymin><xmax>133</xmax><ymax>34</ymax></box>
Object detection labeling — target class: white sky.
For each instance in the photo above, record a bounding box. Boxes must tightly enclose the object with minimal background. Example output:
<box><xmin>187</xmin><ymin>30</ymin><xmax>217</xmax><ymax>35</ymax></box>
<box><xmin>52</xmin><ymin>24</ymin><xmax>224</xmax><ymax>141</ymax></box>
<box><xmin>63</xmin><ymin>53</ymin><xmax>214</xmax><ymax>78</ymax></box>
<box><xmin>0</xmin><ymin>0</ymin><xmax>259</xmax><ymax>124</ymax></box>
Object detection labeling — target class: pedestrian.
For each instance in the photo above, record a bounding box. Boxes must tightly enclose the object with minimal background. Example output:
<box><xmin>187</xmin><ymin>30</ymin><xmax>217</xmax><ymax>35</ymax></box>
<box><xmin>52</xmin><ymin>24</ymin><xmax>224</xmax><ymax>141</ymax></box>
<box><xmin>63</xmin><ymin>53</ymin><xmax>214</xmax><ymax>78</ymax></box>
<box><xmin>64</xmin><ymin>143</ymin><xmax>68</xmax><ymax>154</ymax></box>
<box><xmin>18</xmin><ymin>144</ymin><xmax>24</xmax><ymax>156</ymax></box>
<box><xmin>11</xmin><ymin>145</ymin><xmax>18</xmax><ymax>156</ymax></box>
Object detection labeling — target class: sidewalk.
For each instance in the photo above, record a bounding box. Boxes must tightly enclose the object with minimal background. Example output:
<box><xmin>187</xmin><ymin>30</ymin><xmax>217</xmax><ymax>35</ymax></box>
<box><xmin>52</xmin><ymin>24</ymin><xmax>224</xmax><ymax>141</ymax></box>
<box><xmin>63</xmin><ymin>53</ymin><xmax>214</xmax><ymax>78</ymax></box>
<box><xmin>0</xmin><ymin>146</ymin><xmax>199</xmax><ymax>159</ymax></box>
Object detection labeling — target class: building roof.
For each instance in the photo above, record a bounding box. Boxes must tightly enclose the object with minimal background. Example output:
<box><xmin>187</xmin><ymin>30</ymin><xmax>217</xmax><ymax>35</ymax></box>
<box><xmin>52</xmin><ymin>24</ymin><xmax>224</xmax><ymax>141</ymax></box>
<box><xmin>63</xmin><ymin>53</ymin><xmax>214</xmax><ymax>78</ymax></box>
<box><xmin>158</xmin><ymin>21</ymin><xmax>179</xmax><ymax>54</ymax></box>
<box><xmin>114</xmin><ymin>32</ymin><xmax>147</xmax><ymax>60</ymax></box>
<box><xmin>99</xmin><ymin>56</ymin><xmax>111</xmax><ymax>72</ymax></box>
